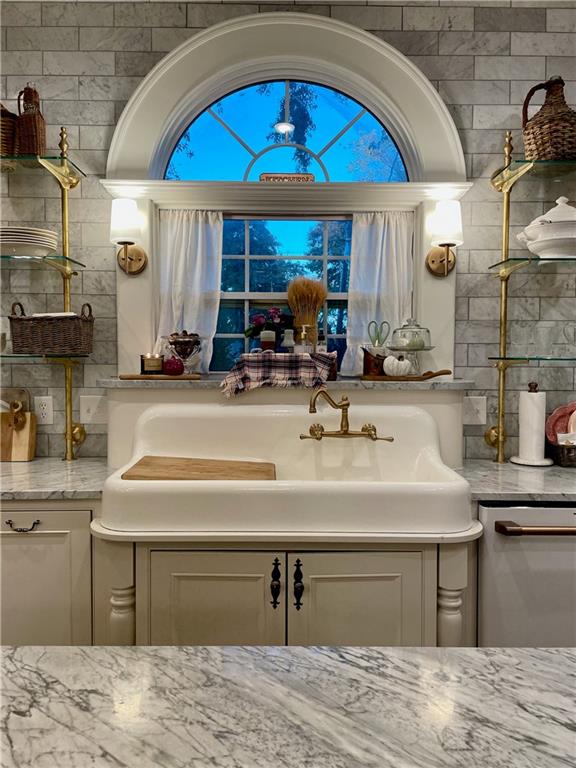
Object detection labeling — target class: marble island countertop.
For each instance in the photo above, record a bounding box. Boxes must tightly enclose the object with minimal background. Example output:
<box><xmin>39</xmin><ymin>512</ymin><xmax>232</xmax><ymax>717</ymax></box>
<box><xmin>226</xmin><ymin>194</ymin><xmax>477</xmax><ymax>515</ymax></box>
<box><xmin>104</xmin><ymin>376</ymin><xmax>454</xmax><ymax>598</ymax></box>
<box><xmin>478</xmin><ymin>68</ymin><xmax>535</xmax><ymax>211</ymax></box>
<box><xmin>1</xmin><ymin>645</ymin><xmax>574</xmax><ymax>768</ymax></box>
<box><xmin>1</xmin><ymin>458</ymin><xmax>574</xmax><ymax>502</ymax></box>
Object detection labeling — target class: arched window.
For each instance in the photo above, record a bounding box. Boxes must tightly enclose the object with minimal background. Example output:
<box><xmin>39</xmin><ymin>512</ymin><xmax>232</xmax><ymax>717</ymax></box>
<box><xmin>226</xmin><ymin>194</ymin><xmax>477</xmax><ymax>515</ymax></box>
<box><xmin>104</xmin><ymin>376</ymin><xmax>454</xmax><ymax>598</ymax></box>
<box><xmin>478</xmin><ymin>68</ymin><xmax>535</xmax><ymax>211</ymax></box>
<box><xmin>164</xmin><ymin>80</ymin><xmax>408</xmax><ymax>183</ymax></box>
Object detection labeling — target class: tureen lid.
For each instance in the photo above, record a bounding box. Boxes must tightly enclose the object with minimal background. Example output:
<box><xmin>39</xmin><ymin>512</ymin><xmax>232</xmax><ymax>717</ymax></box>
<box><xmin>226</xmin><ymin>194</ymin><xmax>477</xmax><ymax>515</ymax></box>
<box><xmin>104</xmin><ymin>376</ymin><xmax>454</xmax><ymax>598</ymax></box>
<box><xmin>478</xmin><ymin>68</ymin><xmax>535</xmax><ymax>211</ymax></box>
<box><xmin>534</xmin><ymin>197</ymin><xmax>576</xmax><ymax>225</ymax></box>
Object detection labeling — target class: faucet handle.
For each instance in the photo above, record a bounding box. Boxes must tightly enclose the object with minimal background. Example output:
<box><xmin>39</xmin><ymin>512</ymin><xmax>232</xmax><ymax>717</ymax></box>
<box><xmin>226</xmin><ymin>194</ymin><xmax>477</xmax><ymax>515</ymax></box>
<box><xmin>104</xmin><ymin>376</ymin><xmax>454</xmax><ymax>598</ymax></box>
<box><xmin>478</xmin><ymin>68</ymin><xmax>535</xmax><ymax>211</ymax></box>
<box><xmin>361</xmin><ymin>424</ymin><xmax>394</xmax><ymax>442</ymax></box>
<box><xmin>300</xmin><ymin>423</ymin><xmax>325</xmax><ymax>441</ymax></box>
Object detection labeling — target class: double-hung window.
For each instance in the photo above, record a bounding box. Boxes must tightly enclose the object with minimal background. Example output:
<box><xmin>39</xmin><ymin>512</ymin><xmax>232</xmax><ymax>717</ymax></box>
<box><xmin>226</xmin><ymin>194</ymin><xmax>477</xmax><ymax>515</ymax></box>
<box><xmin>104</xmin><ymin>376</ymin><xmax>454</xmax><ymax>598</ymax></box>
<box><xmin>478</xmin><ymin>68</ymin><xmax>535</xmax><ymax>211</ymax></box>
<box><xmin>212</xmin><ymin>216</ymin><xmax>351</xmax><ymax>372</ymax></box>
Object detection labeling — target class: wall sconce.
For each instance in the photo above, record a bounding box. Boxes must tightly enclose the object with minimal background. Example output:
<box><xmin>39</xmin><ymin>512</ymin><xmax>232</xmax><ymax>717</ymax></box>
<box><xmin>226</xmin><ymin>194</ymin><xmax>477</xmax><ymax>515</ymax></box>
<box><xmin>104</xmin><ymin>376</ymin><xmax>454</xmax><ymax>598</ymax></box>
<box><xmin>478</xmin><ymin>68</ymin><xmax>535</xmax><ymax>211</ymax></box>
<box><xmin>425</xmin><ymin>200</ymin><xmax>463</xmax><ymax>278</ymax></box>
<box><xmin>110</xmin><ymin>198</ymin><xmax>148</xmax><ymax>275</ymax></box>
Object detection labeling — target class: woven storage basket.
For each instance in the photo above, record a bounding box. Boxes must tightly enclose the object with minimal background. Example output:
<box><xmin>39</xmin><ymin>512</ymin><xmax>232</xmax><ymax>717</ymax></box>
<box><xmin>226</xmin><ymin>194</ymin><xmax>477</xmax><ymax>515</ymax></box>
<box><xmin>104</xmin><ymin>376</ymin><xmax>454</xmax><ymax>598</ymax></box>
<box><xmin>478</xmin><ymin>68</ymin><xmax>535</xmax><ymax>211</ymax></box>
<box><xmin>16</xmin><ymin>85</ymin><xmax>45</xmax><ymax>156</ymax></box>
<box><xmin>0</xmin><ymin>104</ymin><xmax>17</xmax><ymax>156</ymax></box>
<box><xmin>523</xmin><ymin>76</ymin><xmax>576</xmax><ymax>161</ymax></box>
<box><xmin>10</xmin><ymin>302</ymin><xmax>94</xmax><ymax>355</ymax></box>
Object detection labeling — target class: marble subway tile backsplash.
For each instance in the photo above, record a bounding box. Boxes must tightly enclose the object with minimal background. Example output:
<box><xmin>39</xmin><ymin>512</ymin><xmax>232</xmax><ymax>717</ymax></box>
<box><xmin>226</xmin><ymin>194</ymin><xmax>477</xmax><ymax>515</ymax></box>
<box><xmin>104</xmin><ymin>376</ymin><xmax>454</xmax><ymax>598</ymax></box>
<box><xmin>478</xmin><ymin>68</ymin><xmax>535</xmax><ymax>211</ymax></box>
<box><xmin>1</xmin><ymin>0</ymin><xmax>575</xmax><ymax>458</ymax></box>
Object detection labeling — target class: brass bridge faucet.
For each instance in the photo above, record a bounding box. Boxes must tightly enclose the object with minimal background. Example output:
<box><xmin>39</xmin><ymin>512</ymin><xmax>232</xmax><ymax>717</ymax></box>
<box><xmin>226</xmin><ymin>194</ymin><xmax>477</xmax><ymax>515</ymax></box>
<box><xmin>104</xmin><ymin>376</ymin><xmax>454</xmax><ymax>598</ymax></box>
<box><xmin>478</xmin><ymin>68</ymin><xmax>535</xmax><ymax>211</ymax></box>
<box><xmin>300</xmin><ymin>390</ymin><xmax>394</xmax><ymax>442</ymax></box>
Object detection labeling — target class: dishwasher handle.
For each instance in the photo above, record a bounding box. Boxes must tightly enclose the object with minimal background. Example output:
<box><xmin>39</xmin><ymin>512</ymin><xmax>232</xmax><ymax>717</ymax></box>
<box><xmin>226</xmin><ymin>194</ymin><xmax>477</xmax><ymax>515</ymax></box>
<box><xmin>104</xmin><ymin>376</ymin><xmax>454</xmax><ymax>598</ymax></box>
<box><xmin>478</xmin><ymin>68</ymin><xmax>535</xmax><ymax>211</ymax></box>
<box><xmin>495</xmin><ymin>520</ymin><xmax>576</xmax><ymax>537</ymax></box>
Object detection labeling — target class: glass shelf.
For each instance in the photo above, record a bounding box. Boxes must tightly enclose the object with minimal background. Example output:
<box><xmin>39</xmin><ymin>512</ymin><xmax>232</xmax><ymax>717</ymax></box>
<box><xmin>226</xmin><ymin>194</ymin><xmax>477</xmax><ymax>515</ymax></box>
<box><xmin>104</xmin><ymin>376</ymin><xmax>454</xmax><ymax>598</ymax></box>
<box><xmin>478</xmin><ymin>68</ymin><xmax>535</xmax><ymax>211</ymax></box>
<box><xmin>0</xmin><ymin>154</ymin><xmax>86</xmax><ymax>177</ymax></box>
<box><xmin>489</xmin><ymin>256</ymin><xmax>576</xmax><ymax>270</ymax></box>
<box><xmin>491</xmin><ymin>158</ymin><xmax>576</xmax><ymax>191</ymax></box>
<box><xmin>512</xmin><ymin>159</ymin><xmax>576</xmax><ymax>179</ymax></box>
<box><xmin>0</xmin><ymin>253</ymin><xmax>86</xmax><ymax>268</ymax></box>
<box><xmin>489</xmin><ymin>356</ymin><xmax>576</xmax><ymax>362</ymax></box>
<box><xmin>1</xmin><ymin>353</ymin><xmax>88</xmax><ymax>360</ymax></box>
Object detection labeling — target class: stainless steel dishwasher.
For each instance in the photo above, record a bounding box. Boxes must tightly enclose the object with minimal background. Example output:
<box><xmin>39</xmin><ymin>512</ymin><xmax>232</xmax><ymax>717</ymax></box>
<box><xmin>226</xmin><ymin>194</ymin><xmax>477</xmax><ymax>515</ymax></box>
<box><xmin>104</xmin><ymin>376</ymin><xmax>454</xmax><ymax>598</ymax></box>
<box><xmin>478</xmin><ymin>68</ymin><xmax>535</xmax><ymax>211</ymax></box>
<box><xmin>478</xmin><ymin>504</ymin><xmax>576</xmax><ymax>647</ymax></box>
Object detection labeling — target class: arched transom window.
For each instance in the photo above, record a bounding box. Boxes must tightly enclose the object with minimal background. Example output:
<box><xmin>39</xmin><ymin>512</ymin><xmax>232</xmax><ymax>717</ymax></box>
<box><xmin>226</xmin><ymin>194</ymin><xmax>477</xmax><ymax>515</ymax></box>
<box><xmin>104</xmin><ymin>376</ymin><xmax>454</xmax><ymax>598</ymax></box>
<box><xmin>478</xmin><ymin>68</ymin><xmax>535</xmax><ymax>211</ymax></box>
<box><xmin>164</xmin><ymin>80</ymin><xmax>408</xmax><ymax>183</ymax></box>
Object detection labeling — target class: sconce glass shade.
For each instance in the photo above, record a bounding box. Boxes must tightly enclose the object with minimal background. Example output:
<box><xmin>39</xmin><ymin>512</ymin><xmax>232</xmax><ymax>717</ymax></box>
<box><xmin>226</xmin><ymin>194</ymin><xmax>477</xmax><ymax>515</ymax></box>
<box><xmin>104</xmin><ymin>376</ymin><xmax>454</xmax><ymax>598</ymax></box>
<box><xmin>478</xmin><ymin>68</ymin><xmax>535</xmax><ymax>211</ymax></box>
<box><xmin>430</xmin><ymin>200</ymin><xmax>464</xmax><ymax>247</ymax></box>
<box><xmin>110</xmin><ymin>198</ymin><xmax>141</xmax><ymax>245</ymax></box>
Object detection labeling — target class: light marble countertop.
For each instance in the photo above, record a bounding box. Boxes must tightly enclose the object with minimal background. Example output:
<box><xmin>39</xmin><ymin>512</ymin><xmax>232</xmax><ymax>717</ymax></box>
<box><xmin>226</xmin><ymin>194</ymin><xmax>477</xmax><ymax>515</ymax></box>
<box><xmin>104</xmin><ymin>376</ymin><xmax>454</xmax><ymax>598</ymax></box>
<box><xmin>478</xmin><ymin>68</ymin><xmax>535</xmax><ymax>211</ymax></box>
<box><xmin>1</xmin><ymin>645</ymin><xmax>574</xmax><ymax>768</ymax></box>
<box><xmin>0</xmin><ymin>459</ymin><xmax>108</xmax><ymax>501</ymax></box>
<box><xmin>98</xmin><ymin>376</ymin><xmax>474</xmax><ymax>390</ymax></box>
<box><xmin>461</xmin><ymin>459</ymin><xmax>576</xmax><ymax>502</ymax></box>
<box><xmin>1</xmin><ymin>458</ymin><xmax>575</xmax><ymax>501</ymax></box>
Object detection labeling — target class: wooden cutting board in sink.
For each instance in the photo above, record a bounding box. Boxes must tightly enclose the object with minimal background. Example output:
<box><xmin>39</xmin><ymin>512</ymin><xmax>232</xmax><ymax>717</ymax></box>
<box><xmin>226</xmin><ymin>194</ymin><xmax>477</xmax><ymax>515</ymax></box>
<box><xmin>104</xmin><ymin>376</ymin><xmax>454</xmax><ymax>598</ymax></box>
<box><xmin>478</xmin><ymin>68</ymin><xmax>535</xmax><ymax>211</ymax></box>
<box><xmin>121</xmin><ymin>455</ymin><xmax>276</xmax><ymax>481</ymax></box>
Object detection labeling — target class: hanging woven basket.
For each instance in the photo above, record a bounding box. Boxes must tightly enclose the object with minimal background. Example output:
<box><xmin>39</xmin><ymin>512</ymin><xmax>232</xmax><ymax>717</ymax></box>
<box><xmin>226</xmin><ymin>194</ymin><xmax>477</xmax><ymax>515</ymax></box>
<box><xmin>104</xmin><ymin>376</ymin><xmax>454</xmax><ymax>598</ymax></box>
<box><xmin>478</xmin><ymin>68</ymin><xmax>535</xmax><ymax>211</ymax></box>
<box><xmin>522</xmin><ymin>76</ymin><xmax>576</xmax><ymax>161</ymax></box>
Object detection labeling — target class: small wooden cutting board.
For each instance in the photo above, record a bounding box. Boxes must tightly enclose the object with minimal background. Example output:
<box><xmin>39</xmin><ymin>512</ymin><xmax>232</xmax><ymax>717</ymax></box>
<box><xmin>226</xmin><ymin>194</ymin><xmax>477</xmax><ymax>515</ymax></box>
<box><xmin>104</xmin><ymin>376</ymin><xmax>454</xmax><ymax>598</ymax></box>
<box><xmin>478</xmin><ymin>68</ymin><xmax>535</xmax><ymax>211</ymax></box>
<box><xmin>121</xmin><ymin>455</ymin><xmax>276</xmax><ymax>481</ymax></box>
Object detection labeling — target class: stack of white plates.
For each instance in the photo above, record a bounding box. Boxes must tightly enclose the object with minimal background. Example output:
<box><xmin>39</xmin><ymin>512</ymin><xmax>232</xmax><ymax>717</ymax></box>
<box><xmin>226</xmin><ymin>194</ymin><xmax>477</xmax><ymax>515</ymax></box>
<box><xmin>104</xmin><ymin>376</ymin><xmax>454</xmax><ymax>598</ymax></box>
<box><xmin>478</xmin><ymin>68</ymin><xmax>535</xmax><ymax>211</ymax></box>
<box><xmin>0</xmin><ymin>227</ymin><xmax>58</xmax><ymax>258</ymax></box>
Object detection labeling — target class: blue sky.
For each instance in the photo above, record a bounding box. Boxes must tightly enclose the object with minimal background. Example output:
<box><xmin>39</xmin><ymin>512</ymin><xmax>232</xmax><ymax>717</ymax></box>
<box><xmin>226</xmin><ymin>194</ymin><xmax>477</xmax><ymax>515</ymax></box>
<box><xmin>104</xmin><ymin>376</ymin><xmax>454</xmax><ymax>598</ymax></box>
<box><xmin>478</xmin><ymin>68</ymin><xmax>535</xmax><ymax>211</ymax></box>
<box><xmin>165</xmin><ymin>80</ymin><xmax>408</xmax><ymax>185</ymax></box>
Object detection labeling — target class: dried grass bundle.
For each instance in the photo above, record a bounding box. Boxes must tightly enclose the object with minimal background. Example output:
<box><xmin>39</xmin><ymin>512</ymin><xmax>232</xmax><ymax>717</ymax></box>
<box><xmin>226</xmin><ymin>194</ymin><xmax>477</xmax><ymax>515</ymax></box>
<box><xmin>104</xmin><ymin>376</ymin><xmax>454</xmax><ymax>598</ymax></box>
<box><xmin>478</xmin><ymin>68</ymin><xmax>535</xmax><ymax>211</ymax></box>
<box><xmin>287</xmin><ymin>277</ymin><xmax>327</xmax><ymax>345</ymax></box>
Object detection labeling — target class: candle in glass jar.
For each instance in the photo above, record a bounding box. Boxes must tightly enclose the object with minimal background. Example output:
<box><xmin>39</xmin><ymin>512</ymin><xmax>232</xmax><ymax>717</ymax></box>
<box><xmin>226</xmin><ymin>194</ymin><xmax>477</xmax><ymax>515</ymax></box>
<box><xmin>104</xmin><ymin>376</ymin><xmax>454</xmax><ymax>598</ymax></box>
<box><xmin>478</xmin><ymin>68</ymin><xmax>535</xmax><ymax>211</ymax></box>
<box><xmin>140</xmin><ymin>353</ymin><xmax>163</xmax><ymax>374</ymax></box>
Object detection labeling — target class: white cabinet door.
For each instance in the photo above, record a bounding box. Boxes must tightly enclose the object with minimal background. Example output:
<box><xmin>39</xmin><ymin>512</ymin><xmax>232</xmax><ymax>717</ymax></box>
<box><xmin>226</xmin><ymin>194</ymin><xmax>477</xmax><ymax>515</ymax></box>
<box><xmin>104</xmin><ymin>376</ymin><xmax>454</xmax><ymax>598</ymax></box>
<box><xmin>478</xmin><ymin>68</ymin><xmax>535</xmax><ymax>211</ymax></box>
<box><xmin>149</xmin><ymin>551</ymin><xmax>285</xmax><ymax>645</ymax></box>
<box><xmin>287</xmin><ymin>552</ymin><xmax>424</xmax><ymax>646</ymax></box>
<box><xmin>0</xmin><ymin>509</ymin><xmax>92</xmax><ymax>645</ymax></box>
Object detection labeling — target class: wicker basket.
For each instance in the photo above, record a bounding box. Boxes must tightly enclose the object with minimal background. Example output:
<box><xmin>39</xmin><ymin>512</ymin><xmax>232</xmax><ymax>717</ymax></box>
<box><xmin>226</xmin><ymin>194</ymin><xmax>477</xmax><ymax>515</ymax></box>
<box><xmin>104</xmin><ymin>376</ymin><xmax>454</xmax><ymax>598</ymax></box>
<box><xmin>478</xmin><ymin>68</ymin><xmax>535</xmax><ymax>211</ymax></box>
<box><xmin>0</xmin><ymin>104</ymin><xmax>17</xmax><ymax>156</ymax></box>
<box><xmin>522</xmin><ymin>76</ymin><xmax>576</xmax><ymax>161</ymax></box>
<box><xmin>16</xmin><ymin>85</ymin><xmax>45</xmax><ymax>156</ymax></box>
<box><xmin>10</xmin><ymin>302</ymin><xmax>94</xmax><ymax>355</ymax></box>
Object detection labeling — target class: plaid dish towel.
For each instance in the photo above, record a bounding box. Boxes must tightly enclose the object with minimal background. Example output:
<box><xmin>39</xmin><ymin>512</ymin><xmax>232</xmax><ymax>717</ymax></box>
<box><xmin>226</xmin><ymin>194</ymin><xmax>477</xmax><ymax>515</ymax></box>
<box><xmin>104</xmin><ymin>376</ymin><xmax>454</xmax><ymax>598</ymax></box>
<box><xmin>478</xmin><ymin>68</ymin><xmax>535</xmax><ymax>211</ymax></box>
<box><xmin>221</xmin><ymin>351</ymin><xmax>337</xmax><ymax>397</ymax></box>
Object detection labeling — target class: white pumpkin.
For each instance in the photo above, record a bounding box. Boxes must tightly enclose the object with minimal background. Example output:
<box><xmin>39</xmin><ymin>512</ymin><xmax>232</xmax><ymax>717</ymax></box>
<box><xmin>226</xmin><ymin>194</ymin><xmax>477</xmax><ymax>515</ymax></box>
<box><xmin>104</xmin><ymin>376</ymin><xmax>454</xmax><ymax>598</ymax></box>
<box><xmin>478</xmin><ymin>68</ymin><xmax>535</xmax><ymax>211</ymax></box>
<box><xmin>383</xmin><ymin>355</ymin><xmax>412</xmax><ymax>376</ymax></box>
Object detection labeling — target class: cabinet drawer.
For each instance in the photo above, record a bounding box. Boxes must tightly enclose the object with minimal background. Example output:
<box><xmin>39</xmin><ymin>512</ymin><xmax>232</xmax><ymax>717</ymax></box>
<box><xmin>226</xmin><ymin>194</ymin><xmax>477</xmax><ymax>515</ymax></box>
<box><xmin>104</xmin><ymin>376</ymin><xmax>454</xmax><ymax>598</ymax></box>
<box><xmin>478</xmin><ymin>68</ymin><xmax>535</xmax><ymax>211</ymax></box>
<box><xmin>0</xmin><ymin>509</ymin><xmax>92</xmax><ymax>645</ymax></box>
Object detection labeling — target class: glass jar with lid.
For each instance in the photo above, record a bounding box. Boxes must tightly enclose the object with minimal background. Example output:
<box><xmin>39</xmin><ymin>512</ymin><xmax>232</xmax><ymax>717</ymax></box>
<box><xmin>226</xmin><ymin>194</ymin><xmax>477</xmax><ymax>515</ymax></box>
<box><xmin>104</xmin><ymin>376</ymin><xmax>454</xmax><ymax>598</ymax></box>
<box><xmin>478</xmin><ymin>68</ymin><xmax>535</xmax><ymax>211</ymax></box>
<box><xmin>389</xmin><ymin>319</ymin><xmax>432</xmax><ymax>351</ymax></box>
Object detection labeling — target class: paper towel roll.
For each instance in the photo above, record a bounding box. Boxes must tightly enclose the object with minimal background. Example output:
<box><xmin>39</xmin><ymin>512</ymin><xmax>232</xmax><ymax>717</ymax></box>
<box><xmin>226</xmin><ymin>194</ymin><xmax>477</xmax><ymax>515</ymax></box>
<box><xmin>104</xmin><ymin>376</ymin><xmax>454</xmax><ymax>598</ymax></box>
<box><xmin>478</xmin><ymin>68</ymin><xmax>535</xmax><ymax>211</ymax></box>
<box><xmin>511</xmin><ymin>383</ymin><xmax>553</xmax><ymax>467</ymax></box>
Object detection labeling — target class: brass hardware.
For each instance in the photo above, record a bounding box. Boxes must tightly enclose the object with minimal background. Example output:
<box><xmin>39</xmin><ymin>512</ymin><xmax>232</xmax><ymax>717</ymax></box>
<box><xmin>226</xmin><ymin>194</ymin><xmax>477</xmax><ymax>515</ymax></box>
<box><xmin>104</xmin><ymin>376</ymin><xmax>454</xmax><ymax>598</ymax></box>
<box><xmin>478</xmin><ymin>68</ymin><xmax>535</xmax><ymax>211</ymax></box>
<box><xmin>270</xmin><ymin>557</ymin><xmax>281</xmax><ymax>609</ymax></box>
<box><xmin>293</xmin><ymin>558</ymin><xmax>304</xmax><ymax>610</ymax></box>
<box><xmin>361</xmin><ymin>423</ymin><xmax>394</xmax><ymax>442</ymax></box>
<box><xmin>72</xmin><ymin>422</ymin><xmax>86</xmax><ymax>446</ymax></box>
<box><xmin>484</xmin><ymin>425</ymin><xmax>500</xmax><ymax>448</ymax></box>
<box><xmin>117</xmin><ymin>243</ymin><xmax>148</xmax><ymax>275</ymax></box>
<box><xmin>426</xmin><ymin>245</ymin><xmax>456</xmax><ymax>277</ymax></box>
<box><xmin>495</xmin><ymin>520</ymin><xmax>576</xmax><ymax>537</ymax></box>
<box><xmin>5</xmin><ymin>519</ymin><xmax>41</xmax><ymax>533</ymax></box>
<box><xmin>485</xmin><ymin>132</ymin><xmax>534</xmax><ymax>463</ymax></box>
<box><xmin>300</xmin><ymin>390</ymin><xmax>395</xmax><ymax>442</ymax></box>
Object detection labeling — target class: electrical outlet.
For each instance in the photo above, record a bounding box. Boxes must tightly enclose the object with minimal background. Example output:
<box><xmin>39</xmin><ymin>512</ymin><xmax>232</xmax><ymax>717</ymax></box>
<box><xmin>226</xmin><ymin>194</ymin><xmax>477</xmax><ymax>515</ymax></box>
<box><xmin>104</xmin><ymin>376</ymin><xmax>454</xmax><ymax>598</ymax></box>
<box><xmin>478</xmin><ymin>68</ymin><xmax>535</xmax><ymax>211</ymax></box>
<box><xmin>463</xmin><ymin>396</ymin><xmax>487</xmax><ymax>426</ymax></box>
<box><xmin>80</xmin><ymin>395</ymin><xmax>107</xmax><ymax>424</ymax></box>
<box><xmin>34</xmin><ymin>396</ymin><xmax>54</xmax><ymax>425</ymax></box>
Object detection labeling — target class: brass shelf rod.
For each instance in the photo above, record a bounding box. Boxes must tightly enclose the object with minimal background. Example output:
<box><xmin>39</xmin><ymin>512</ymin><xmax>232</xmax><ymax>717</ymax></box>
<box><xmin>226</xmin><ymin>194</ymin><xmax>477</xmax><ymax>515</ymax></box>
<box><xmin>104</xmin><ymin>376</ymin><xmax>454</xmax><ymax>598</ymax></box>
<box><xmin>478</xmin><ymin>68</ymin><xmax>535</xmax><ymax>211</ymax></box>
<box><xmin>39</xmin><ymin>128</ymin><xmax>85</xmax><ymax>461</ymax></box>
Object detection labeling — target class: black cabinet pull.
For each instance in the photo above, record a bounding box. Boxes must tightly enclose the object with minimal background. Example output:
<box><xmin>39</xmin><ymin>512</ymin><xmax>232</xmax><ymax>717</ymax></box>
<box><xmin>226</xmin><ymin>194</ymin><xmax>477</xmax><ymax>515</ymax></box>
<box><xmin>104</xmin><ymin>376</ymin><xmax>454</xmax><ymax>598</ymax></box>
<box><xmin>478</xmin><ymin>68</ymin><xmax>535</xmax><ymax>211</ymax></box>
<box><xmin>4</xmin><ymin>519</ymin><xmax>41</xmax><ymax>533</ymax></box>
<box><xmin>293</xmin><ymin>558</ymin><xmax>304</xmax><ymax>611</ymax></box>
<box><xmin>270</xmin><ymin>557</ymin><xmax>281</xmax><ymax>609</ymax></box>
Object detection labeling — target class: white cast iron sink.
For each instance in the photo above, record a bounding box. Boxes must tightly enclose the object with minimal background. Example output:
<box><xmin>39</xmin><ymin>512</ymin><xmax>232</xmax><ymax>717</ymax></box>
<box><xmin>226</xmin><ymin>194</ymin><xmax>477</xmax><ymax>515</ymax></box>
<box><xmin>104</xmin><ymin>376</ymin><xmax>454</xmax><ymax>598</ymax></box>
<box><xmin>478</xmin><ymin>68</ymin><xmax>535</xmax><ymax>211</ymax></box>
<box><xmin>101</xmin><ymin>403</ymin><xmax>471</xmax><ymax>534</ymax></box>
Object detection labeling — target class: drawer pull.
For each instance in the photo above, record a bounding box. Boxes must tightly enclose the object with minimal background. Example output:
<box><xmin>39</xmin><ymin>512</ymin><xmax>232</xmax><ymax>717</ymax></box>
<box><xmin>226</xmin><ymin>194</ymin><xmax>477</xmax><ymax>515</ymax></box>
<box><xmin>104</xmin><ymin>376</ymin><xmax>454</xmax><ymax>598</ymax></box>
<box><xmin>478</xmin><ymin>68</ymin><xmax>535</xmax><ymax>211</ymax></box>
<box><xmin>270</xmin><ymin>557</ymin><xmax>281</xmax><ymax>609</ymax></box>
<box><xmin>293</xmin><ymin>558</ymin><xmax>304</xmax><ymax>611</ymax></box>
<box><xmin>4</xmin><ymin>519</ymin><xmax>41</xmax><ymax>533</ymax></box>
<box><xmin>495</xmin><ymin>520</ymin><xmax>576</xmax><ymax>537</ymax></box>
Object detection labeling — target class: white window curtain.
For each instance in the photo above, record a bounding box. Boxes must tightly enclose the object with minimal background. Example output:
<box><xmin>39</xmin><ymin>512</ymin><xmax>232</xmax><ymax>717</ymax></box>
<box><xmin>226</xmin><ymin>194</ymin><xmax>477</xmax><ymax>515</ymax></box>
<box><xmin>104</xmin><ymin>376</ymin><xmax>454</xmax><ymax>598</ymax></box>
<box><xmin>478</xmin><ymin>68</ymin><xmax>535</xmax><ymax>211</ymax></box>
<box><xmin>155</xmin><ymin>209</ymin><xmax>223</xmax><ymax>372</ymax></box>
<box><xmin>341</xmin><ymin>211</ymin><xmax>414</xmax><ymax>376</ymax></box>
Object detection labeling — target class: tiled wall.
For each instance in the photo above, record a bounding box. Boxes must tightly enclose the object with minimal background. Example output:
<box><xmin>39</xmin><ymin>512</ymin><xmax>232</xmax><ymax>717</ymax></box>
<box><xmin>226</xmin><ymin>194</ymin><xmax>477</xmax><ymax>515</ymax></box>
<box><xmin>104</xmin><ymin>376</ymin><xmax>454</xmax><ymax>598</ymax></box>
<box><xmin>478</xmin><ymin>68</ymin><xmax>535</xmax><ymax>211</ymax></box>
<box><xmin>1</xmin><ymin>0</ymin><xmax>575</xmax><ymax>458</ymax></box>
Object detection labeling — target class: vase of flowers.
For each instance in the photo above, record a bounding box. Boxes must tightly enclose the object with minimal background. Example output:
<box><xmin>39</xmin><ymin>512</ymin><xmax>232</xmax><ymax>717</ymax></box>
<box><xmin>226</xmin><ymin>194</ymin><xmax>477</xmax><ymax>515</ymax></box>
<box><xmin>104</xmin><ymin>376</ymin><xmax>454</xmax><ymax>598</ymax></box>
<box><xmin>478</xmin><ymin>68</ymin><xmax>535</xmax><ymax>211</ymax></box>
<box><xmin>244</xmin><ymin>308</ymin><xmax>293</xmax><ymax>351</ymax></box>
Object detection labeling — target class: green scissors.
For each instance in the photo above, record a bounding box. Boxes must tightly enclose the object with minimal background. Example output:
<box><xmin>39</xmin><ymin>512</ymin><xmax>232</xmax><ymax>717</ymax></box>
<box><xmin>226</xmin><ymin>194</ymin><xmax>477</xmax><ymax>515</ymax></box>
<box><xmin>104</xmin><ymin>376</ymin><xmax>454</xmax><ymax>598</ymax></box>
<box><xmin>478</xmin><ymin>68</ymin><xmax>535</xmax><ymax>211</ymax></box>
<box><xmin>368</xmin><ymin>320</ymin><xmax>390</xmax><ymax>347</ymax></box>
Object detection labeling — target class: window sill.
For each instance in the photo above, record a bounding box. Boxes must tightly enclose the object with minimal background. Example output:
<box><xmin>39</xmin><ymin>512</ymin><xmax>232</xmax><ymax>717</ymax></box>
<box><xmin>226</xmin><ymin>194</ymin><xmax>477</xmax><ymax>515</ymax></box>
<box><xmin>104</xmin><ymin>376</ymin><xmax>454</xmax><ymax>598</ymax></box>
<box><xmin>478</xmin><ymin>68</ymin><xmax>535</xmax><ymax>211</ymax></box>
<box><xmin>97</xmin><ymin>376</ymin><xmax>473</xmax><ymax>391</ymax></box>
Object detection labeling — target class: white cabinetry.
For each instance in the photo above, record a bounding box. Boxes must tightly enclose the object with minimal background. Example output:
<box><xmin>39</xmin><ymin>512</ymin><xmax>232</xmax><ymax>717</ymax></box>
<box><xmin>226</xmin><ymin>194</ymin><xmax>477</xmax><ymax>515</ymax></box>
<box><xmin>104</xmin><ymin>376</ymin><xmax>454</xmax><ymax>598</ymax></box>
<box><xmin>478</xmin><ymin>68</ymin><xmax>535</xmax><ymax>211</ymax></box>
<box><xmin>149</xmin><ymin>551</ymin><xmax>284</xmax><ymax>645</ymax></box>
<box><xmin>0</xmin><ymin>506</ymin><xmax>92</xmax><ymax>645</ymax></box>
<box><xmin>287</xmin><ymin>552</ymin><xmax>426</xmax><ymax>646</ymax></box>
<box><xmin>137</xmin><ymin>547</ymin><xmax>437</xmax><ymax>646</ymax></box>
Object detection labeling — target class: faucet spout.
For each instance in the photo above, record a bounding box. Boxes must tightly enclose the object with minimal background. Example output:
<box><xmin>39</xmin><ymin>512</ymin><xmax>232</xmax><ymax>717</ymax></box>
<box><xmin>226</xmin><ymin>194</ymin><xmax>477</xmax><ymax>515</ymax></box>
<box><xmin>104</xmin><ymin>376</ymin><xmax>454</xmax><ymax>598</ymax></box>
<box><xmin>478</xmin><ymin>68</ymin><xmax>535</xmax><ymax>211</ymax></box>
<box><xmin>309</xmin><ymin>389</ymin><xmax>349</xmax><ymax>414</ymax></box>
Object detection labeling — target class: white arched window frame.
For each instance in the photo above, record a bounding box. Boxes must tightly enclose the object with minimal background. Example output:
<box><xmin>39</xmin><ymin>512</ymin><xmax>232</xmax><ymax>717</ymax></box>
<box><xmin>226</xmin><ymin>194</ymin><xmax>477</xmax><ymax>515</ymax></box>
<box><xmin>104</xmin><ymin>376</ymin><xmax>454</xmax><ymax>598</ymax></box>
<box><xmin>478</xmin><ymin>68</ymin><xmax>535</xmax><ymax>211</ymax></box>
<box><xmin>102</xmin><ymin>13</ymin><xmax>471</xmax><ymax>375</ymax></box>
